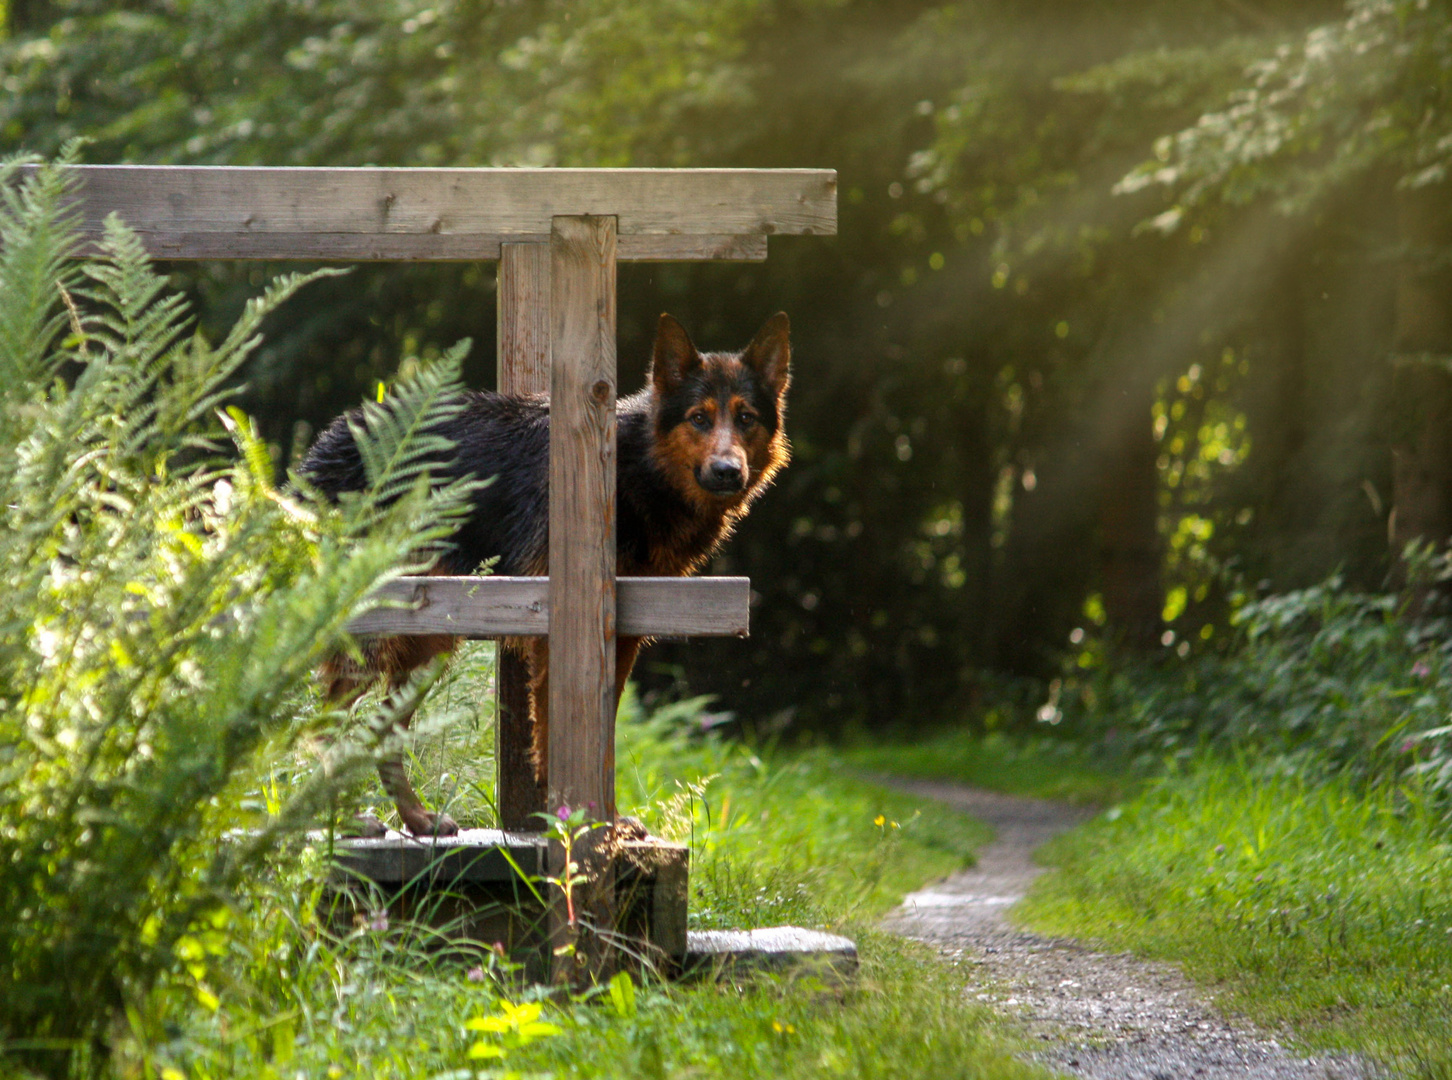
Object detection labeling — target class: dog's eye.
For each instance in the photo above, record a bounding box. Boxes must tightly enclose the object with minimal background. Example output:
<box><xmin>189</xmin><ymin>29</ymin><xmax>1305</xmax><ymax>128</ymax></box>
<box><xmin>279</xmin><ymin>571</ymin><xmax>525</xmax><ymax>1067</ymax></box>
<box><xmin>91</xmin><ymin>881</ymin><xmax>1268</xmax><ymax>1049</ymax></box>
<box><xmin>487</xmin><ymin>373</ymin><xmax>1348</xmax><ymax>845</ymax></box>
<box><xmin>736</xmin><ymin>412</ymin><xmax>757</xmax><ymax>429</ymax></box>
<box><xmin>689</xmin><ymin>412</ymin><xmax>712</xmax><ymax>430</ymax></box>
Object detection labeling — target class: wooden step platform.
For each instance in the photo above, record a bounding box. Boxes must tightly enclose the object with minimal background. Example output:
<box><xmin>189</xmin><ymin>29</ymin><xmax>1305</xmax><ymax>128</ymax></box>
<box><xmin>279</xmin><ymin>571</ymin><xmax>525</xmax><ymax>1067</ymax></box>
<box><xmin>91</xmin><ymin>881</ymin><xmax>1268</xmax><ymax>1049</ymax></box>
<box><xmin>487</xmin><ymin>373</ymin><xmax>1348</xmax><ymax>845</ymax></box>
<box><xmin>322</xmin><ymin>831</ymin><xmax>856</xmax><ymax>984</ymax></box>
<box><xmin>323</xmin><ymin>829</ymin><xmax>687</xmax><ymax>979</ymax></box>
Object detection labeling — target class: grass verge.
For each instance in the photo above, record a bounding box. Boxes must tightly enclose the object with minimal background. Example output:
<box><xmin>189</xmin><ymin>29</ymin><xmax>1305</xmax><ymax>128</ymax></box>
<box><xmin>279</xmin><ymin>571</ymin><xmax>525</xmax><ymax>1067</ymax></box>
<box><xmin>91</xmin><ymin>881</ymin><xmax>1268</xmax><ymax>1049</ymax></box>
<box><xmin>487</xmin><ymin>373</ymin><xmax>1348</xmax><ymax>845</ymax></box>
<box><xmin>1018</xmin><ymin>757</ymin><xmax>1452</xmax><ymax>1076</ymax></box>
<box><xmin>841</xmin><ymin>729</ymin><xmax>1132</xmax><ymax>806</ymax></box>
<box><xmin>120</xmin><ymin>679</ymin><xmax>1045</xmax><ymax>1080</ymax></box>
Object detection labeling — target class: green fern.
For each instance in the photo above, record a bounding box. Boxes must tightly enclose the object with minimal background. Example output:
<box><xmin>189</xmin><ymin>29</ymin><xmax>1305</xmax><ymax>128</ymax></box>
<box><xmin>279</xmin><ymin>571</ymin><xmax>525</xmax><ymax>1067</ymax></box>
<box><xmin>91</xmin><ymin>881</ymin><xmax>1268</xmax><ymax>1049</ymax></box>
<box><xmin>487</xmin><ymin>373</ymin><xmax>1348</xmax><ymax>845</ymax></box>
<box><xmin>0</xmin><ymin>157</ymin><xmax>476</xmax><ymax>1077</ymax></box>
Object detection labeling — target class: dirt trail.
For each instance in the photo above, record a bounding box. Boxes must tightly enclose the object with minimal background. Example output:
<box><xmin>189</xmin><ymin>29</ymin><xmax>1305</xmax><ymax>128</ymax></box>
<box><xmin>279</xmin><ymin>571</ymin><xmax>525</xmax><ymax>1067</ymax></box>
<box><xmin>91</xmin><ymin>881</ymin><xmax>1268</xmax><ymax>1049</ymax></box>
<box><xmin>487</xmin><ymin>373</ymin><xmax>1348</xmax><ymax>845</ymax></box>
<box><xmin>879</xmin><ymin>777</ymin><xmax>1377</xmax><ymax>1080</ymax></box>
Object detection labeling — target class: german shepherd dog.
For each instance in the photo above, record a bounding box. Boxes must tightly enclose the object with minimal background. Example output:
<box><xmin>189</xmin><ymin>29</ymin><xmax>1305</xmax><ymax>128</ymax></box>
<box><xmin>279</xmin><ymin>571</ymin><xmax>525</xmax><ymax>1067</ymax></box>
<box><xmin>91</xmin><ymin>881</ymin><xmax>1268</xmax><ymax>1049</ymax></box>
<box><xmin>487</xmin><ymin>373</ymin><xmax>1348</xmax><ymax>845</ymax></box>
<box><xmin>301</xmin><ymin>313</ymin><xmax>791</xmax><ymax>835</ymax></box>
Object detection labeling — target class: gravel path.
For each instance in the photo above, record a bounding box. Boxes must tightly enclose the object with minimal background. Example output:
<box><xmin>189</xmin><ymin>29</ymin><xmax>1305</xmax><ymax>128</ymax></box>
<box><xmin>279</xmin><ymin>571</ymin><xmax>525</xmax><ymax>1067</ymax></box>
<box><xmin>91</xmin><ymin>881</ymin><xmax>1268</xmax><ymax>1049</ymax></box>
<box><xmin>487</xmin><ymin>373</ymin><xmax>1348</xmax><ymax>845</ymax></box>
<box><xmin>879</xmin><ymin>777</ymin><xmax>1378</xmax><ymax>1080</ymax></box>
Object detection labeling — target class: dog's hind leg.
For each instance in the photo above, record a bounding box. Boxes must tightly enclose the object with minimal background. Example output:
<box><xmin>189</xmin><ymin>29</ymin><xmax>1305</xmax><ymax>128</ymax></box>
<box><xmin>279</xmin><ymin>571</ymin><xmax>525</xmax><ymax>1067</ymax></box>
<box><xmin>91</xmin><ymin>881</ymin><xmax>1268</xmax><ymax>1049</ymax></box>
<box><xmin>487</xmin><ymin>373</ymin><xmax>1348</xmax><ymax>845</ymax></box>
<box><xmin>614</xmin><ymin>636</ymin><xmax>643</xmax><ymax>716</ymax></box>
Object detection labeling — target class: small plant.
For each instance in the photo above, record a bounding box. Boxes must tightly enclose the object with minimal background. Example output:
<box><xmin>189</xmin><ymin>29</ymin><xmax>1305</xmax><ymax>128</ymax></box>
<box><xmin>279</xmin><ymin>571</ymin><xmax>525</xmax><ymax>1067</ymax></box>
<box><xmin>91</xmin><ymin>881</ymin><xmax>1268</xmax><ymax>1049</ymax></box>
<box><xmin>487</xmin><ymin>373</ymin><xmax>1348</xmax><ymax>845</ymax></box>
<box><xmin>463</xmin><ymin>998</ymin><xmax>563</xmax><ymax>1064</ymax></box>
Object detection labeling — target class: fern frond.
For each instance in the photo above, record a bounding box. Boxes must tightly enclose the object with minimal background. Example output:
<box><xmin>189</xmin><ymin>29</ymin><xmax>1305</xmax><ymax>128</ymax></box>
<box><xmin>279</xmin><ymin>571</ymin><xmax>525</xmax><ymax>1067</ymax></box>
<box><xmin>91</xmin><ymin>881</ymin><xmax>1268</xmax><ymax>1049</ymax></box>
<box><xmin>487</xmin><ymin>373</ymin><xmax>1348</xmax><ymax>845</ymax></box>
<box><xmin>0</xmin><ymin>151</ymin><xmax>84</xmax><ymax>397</ymax></box>
<box><xmin>347</xmin><ymin>339</ymin><xmax>474</xmax><ymax>508</ymax></box>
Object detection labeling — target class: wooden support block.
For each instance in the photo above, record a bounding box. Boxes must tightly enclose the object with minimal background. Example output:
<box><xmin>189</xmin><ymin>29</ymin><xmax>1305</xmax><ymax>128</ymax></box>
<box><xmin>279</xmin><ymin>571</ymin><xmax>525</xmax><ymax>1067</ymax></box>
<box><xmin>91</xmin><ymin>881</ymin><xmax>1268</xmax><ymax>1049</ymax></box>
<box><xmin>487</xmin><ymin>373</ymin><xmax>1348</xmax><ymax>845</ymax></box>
<box><xmin>495</xmin><ymin>243</ymin><xmax>551</xmax><ymax>832</ymax></box>
<box><xmin>322</xmin><ymin>831</ymin><xmax>690</xmax><ymax>981</ymax></box>
<box><xmin>29</xmin><ymin>165</ymin><xmax>835</xmax><ymax>261</ymax></box>
<box><xmin>346</xmin><ymin>576</ymin><xmax>750</xmax><ymax>638</ymax></box>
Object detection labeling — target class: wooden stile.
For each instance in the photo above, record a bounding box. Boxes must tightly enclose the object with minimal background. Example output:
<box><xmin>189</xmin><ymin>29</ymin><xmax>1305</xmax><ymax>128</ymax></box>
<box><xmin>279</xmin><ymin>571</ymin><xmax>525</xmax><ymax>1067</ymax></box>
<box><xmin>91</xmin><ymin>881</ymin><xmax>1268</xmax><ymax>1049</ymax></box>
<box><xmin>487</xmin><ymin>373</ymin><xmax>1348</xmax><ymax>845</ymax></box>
<box><xmin>55</xmin><ymin>162</ymin><xmax>836</xmax><ymax>981</ymax></box>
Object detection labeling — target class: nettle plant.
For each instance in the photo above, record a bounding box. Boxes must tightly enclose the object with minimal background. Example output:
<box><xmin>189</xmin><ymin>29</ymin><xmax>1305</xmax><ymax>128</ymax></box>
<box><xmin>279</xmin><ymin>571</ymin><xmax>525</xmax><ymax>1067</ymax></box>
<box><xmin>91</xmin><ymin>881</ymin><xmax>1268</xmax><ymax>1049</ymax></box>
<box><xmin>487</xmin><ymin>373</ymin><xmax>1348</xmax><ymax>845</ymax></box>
<box><xmin>0</xmin><ymin>155</ymin><xmax>477</xmax><ymax>1074</ymax></box>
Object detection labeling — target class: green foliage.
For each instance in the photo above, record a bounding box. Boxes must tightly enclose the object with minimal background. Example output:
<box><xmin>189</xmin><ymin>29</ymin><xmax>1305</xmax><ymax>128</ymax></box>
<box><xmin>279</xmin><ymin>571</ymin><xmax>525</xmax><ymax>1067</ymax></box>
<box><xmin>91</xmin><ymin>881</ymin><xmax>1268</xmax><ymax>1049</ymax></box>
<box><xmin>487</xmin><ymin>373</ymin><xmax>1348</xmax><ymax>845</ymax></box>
<box><xmin>0</xmin><ymin>157</ymin><xmax>475</xmax><ymax>1074</ymax></box>
<box><xmin>113</xmin><ymin>691</ymin><xmax>1017</xmax><ymax>1080</ymax></box>
<box><xmin>1115</xmin><ymin>0</ymin><xmax>1452</xmax><ymax>218</ymax></box>
<box><xmin>841</xmin><ymin>730</ymin><xmax>1133</xmax><ymax>806</ymax></box>
<box><xmin>1056</xmin><ymin>574</ymin><xmax>1452</xmax><ymax>793</ymax></box>
<box><xmin>1021</xmin><ymin>759</ymin><xmax>1452</xmax><ymax>1073</ymax></box>
<box><xmin>615</xmin><ymin>691</ymin><xmax>990</xmax><ymax>927</ymax></box>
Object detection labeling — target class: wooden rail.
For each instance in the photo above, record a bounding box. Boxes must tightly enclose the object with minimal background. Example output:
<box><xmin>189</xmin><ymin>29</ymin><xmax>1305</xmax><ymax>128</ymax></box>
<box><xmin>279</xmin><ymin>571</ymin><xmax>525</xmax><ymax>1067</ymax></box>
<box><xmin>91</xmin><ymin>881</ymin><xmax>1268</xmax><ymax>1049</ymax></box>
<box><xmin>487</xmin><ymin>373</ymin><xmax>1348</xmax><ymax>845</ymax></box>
<box><xmin>36</xmin><ymin>165</ymin><xmax>836</xmax><ymax>262</ymax></box>
<box><xmin>346</xmin><ymin>576</ymin><xmax>750</xmax><ymax>639</ymax></box>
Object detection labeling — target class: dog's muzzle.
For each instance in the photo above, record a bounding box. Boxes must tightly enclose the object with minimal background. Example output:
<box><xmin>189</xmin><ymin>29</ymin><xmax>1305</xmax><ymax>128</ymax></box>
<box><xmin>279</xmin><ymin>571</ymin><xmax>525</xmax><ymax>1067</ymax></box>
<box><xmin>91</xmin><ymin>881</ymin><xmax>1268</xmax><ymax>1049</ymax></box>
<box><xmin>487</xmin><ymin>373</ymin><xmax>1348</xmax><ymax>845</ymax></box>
<box><xmin>698</xmin><ymin>458</ymin><xmax>747</xmax><ymax>494</ymax></box>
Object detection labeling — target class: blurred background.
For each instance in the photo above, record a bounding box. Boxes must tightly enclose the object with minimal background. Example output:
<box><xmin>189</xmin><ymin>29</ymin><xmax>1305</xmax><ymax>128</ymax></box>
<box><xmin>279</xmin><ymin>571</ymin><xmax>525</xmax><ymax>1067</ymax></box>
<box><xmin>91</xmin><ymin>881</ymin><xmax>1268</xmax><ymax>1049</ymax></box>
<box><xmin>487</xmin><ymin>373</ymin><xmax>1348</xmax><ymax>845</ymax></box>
<box><xmin>4</xmin><ymin>0</ymin><xmax>1447</xmax><ymax>735</ymax></box>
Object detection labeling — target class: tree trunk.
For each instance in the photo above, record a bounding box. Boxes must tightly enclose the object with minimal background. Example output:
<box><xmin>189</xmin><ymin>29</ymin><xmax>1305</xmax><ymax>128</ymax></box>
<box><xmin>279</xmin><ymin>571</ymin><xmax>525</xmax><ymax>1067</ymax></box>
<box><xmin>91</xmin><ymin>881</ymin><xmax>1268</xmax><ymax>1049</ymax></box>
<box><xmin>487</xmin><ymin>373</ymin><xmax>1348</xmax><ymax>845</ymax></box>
<box><xmin>1389</xmin><ymin>185</ymin><xmax>1452</xmax><ymax>611</ymax></box>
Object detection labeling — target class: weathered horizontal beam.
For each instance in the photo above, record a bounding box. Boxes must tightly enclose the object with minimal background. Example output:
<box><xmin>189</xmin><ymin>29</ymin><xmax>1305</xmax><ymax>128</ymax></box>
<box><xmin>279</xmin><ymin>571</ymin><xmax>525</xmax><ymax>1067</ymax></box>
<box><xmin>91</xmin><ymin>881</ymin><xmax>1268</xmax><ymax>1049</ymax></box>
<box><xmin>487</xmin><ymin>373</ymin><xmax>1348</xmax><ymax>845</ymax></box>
<box><xmin>346</xmin><ymin>576</ymin><xmax>750</xmax><ymax>638</ymax></box>
<box><xmin>33</xmin><ymin>165</ymin><xmax>835</xmax><ymax>262</ymax></box>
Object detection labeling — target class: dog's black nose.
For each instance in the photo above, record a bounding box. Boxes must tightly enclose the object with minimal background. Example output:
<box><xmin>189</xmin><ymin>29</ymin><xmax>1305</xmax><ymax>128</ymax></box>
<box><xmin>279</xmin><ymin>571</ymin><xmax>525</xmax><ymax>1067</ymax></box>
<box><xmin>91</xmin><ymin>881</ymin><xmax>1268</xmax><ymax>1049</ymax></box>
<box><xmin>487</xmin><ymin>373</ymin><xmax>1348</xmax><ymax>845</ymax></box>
<box><xmin>703</xmin><ymin>459</ymin><xmax>745</xmax><ymax>492</ymax></box>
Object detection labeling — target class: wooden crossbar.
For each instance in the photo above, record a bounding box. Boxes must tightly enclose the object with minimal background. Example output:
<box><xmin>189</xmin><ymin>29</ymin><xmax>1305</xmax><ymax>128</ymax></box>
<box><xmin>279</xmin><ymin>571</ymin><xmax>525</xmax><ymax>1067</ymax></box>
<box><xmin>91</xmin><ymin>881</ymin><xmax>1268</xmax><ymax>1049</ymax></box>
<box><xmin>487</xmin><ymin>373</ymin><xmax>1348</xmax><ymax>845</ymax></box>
<box><xmin>347</xmin><ymin>576</ymin><xmax>751</xmax><ymax>639</ymax></box>
<box><xmin>38</xmin><ymin>165</ymin><xmax>836</xmax><ymax>262</ymax></box>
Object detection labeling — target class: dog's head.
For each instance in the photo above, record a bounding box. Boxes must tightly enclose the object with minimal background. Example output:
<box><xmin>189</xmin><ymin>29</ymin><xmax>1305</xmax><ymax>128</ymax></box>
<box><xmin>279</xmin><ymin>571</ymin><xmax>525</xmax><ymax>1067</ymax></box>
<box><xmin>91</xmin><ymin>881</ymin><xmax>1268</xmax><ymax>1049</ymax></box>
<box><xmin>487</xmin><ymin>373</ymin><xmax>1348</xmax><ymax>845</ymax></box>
<box><xmin>648</xmin><ymin>312</ymin><xmax>791</xmax><ymax>509</ymax></box>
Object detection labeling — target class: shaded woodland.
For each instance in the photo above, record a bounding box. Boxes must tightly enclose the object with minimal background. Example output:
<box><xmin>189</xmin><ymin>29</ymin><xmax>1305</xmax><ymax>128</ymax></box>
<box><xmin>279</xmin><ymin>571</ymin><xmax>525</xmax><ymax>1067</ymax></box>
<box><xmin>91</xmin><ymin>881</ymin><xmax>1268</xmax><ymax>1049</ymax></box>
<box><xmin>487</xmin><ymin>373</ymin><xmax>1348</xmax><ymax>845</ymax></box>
<box><xmin>5</xmin><ymin>0</ymin><xmax>1448</xmax><ymax>731</ymax></box>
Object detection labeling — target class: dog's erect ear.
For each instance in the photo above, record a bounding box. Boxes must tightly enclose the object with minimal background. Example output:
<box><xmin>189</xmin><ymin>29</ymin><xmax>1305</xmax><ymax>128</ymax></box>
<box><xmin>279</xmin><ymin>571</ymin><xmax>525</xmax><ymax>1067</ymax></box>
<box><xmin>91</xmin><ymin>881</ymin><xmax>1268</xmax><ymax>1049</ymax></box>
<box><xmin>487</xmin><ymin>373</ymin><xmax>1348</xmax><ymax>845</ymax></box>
<box><xmin>651</xmin><ymin>313</ymin><xmax>703</xmax><ymax>395</ymax></box>
<box><xmin>741</xmin><ymin>312</ymin><xmax>791</xmax><ymax>397</ymax></box>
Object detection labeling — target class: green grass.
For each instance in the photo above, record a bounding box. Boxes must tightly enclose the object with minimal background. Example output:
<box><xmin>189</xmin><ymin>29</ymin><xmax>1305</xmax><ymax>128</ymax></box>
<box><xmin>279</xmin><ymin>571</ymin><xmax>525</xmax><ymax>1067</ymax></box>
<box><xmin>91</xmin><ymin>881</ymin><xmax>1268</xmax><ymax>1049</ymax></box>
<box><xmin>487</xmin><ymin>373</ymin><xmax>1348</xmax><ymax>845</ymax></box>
<box><xmin>116</xmin><ymin>674</ymin><xmax>1045</xmax><ymax>1080</ymax></box>
<box><xmin>1018</xmin><ymin>757</ymin><xmax>1452</xmax><ymax>1076</ymax></box>
<box><xmin>841</xmin><ymin>729</ymin><xmax>1132</xmax><ymax>806</ymax></box>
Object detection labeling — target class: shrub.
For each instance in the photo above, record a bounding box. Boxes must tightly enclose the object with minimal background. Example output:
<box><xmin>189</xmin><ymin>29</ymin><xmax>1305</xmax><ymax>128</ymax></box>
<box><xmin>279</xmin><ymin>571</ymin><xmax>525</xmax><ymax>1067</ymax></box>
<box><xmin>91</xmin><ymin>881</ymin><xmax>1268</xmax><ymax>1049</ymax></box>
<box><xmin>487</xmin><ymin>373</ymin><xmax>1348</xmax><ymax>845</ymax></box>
<box><xmin>0</xmin><ymin>155</ymin><xmax>474</xmax><ymax>1075</ymax></box>
<box><xmin>1061</xmin><ymin>574</ymin><xmax>1452</xmax><ymax>792</ymax></box>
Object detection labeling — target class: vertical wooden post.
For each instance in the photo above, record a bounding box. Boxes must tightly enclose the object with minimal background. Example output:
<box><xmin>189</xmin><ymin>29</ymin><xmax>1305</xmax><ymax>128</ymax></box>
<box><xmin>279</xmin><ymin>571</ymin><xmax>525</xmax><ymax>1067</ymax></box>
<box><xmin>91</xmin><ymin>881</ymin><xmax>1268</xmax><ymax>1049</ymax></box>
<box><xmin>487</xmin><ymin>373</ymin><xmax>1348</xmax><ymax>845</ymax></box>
<box><xmin>546</xmin><ymin>215</ymin><xmax>618</xmax><ymax>821</ymax></box>
<box><xmin>547</xmin><ymin>215</ymin><xmax>618</xmax><ymax>982</ymax></box>
<box><xmin>495</xmin><ymin>243</ymin><xmax>551</xmax><ymax>831</ymax></box>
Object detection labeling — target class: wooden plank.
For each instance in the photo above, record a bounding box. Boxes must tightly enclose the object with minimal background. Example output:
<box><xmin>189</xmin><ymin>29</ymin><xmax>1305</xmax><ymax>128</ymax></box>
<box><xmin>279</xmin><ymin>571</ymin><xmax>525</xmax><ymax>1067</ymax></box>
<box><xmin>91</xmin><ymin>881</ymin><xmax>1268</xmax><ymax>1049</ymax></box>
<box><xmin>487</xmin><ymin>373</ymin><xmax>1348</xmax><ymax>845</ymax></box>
<box><xmin>497</xmin><ymin>244</ymin><xmax>552</xmax><ymax>396</ymax></box>
<box><xmin>346</xmin><ymin>576</ymin><xmax>751</xmax><ymax>638</ymax></box>
<box><xmin>62</xmin><ymin>229</ymin><xmax>768</xmax><ymax>263</ymax></box>
<box><xmin>33</xmin><ymin>165</ymin><xmax>834</xmax><ymax>260</ymax></box>
<box><xmin>495</xmin><ymin>243</ymin><xmax>551</xmax><ymax>832</ymax></box>
<box><xmin>547</xmin><ymin>214</ymin><xmax>618</xmax><ymax>827</ymax></box>
<box><xmin>547</xmin><ymin>214</ymin><xmax>618</xmax><ymax>983</ymax></box>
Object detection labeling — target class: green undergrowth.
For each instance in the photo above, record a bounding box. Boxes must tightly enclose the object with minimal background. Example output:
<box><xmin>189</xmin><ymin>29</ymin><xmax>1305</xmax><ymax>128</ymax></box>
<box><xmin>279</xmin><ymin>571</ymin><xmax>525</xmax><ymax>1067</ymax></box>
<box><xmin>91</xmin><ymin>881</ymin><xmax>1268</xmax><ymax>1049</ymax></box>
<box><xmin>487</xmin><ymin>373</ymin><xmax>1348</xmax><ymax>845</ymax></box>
<box><xmin>841</xmin><ymin>729</ymin><xmax>1132</xmax><ymax>806</ymax></box>
<box><xmin>121</xmin><ymin>686</ymin><xmax>1039</xmax><ymax>1080</ymax></box>
<box><xmin>1019</xmin><ymin>758</ymin><xmax>1452</xmax><ymax>1076</ymax></box>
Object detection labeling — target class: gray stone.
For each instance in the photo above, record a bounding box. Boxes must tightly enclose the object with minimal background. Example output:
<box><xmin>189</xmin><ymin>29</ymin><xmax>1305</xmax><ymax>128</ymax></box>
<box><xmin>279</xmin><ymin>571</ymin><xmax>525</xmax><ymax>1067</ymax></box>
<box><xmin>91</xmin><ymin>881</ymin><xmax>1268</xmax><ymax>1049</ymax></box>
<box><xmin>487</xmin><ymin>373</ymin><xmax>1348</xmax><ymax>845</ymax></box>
<box><xmin>683</xmin><ymin>926</ymin><xmax>859</xmax><ymax>980</ymax></box>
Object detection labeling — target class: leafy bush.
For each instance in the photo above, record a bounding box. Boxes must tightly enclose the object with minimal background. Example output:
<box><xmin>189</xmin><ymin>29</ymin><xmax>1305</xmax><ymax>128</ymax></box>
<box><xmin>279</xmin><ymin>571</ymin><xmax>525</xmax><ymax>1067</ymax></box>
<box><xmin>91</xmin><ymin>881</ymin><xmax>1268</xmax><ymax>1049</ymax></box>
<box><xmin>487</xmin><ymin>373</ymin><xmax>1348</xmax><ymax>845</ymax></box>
<box><xmin>0</xmin><ymin>156</ymin><xmax>474</xmax><ymax>1075</ymax></box>
<box><xmin>1059</xmin><ymin>574</ymin><xmax>1452</xmax><ymax>794</ymax></box>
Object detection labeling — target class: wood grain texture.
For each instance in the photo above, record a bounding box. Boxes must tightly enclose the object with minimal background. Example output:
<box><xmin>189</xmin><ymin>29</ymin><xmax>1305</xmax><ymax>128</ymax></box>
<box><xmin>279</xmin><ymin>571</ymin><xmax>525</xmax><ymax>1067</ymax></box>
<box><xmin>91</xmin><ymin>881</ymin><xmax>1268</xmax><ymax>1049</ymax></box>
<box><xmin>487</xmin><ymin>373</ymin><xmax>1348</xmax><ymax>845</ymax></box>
<box><xmin>496</xmin><ymin>243</ymin><xmax>552</xmax><ymax>830</ymax></box>
<box><xmin>548</xmin><ymin>215</ymin><xmax>618</xmax><ymax>824</ymax></box>
<box><xmin>34</xmin><ymin>165</ymin><xmax>832</xmax><ymax>260</ymax></box>
<box><xmin>61</xmin><ymin>229</ymin><xmax>767</xmax><ymax>263</ymax></box>
<box><xmin>345</xmin><ymin>577</ymin><xmax>749</xmax><ymax>638</ymax></box>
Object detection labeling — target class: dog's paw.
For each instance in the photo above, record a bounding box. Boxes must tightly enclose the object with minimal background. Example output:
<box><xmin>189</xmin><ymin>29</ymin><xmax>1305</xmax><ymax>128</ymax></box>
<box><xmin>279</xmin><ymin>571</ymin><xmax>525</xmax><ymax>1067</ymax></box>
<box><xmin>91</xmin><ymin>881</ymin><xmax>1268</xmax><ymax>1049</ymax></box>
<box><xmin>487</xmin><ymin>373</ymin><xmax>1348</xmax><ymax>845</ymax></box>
<box><xmin>345</xmin><ymin>814</ymin><xmax>390</xmax><ymax>838</ymax></box>
<box><xmin>402</xmin><ymin>809</ymin><xmax>460</xmax><ymax>838</ymax></box>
